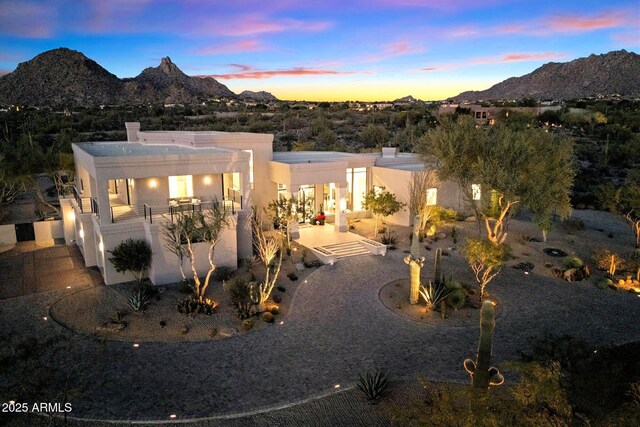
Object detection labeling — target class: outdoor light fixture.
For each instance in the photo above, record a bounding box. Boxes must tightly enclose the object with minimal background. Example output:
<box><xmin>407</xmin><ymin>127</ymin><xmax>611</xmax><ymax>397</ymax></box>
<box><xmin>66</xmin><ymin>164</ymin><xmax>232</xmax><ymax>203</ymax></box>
<box><xmin>334</xmin><ymin>384</ymin><xmax>341</xmax><ymax>389</ymax></box>
<box><xmin>524</xmin><ymin>271</ymin><xmax>529</xmax><ymax>275</ymax></box>
<box><xmin>68</xmin><ymin>211</ymin><xmax>75</xmax><ymax>222</ymax></box>
<box><xmin>149</xmin><ymin>179</ymin><xmax>158</xmax><ymax>189</ymax></box>
<box><xmin>99</xmin><ymin>241</ymin><xmax>104</xmax><ymax>252</ymax></box>
<box><xmin>66</xmin><ymin>286</ymin><xmax>71</xmax><ymax>289</ymax></box>
<box><xmin>169</xmin><ymin>414</ymin><xmax>176</xmax><ymax>419</ymax></box>
<box><xmin>78</xmin><ymin>228</ymin><xmax>84</xmax><ymax>239</ymax></box>
<box><xmin>279</xmin><ymin>321</ymin><xmax>284</xmax><ymax>325</ymax></box>
<box><xmin>133</xmin><ymin>343</ymin><xmax>140</xmax><ymax>348</ymax></box>
<box><xmin>203</xmin><ymin>176</ymin><xmax>212</xmax><ymax>185</ymax></box>
<box><xmin>304</xmin><ymin>280</ymin><xmax>308</xmax><ymax>283</ymax></box>
<box><xmin>42</xmin><ymin>316</ymin><xmax>48</xmax><ymax>321</ymax></box>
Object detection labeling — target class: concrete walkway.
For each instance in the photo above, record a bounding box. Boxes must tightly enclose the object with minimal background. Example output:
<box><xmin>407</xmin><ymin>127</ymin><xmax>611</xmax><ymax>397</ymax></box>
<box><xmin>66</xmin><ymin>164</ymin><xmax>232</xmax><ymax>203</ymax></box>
<box><xmin>1</xmin><ymin>249</ymin><xmax>639</xmax><ymax>422</ymax></box>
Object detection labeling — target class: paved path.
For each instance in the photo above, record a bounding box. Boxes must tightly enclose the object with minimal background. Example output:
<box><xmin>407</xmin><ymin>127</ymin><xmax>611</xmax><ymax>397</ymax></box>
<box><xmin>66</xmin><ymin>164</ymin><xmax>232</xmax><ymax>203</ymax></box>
<box><xmin>1</xmin><ymin>249</ymin><xmax>639</xmax><ymax>423</ymax></box>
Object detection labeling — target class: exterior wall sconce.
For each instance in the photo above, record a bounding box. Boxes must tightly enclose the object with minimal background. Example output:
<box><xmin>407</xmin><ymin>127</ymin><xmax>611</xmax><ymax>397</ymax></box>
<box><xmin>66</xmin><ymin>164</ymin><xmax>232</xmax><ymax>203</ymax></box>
<box><xmin>149</xmin><ymin>179</ymin><xmax>158</xmax><ymax>189</ymax></box>
<box><xmin>203</xmin><ymin>176</ymin><xmax>212</xmax><ymax>185</ymax></box>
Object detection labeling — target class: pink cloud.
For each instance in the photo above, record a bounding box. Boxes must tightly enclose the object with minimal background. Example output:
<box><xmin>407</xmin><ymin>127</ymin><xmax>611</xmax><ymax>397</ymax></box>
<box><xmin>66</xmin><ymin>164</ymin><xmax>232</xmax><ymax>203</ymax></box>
<box><xmin>420</xmin><ymin>51</ymin><xmax>566</xmax><ymax>71</ymax></box>
<box><xmin>195</xmin><ymin>39</ymin><xmax>270</xmax><ymax>55</ymax></box>
<box><xmin>196</xmin><ymin>14</ymin><xmax>333</xmax><ymax>37</ymax></box>
<box><xmin>612</xmin><ymin>32</ymin><xmax>640</xmax><ymax>44</ymax></box>
<box><xmin>0</xmin><ymin>1</ymin><xmax>55</xmax><ymax>38</ymax></box>
<box><xmin>359</xmin><ymin>41</ymin><xmax>425</xmax><ymax>62</ymax></box>
<box><xmin>546</xmin><ymin>12</ymin><xmax>626</xmax><ymax>32</ymax></box>
<box><xmin>200</xmin><ymin>65</ymin><xmax>361</xmax><ymax>80</ymax></box>
<box><xmin>78</xmin><ymin>0</ymin><xmax>151</xmax><ymax>33</ymax></box>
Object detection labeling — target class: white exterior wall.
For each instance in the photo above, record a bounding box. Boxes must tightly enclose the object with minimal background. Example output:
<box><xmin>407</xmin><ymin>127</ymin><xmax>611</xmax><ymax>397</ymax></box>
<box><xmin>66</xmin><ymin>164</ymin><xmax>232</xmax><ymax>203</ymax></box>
<box><xmin>34</xmin><ymin>220</ymin><xmax>63</xmax><ymax>243</ymax></box>
<box><xmin>371</xmin><ymin>166</ymin><xmax>412</xmax><ymax>226</ymax></box>
<box><xmin>0</xmin><ymin>224</ymin><xmax>16</xmax><ymax>245</ymax></box>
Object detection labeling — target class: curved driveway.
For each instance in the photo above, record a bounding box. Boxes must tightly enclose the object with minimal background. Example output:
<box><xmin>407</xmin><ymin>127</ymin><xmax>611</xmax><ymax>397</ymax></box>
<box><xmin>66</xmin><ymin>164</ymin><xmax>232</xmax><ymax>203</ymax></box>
<box><xmin>1</xmin><ymin>250</ymin><xmax>639</xmax><ymax>422</ymax></box>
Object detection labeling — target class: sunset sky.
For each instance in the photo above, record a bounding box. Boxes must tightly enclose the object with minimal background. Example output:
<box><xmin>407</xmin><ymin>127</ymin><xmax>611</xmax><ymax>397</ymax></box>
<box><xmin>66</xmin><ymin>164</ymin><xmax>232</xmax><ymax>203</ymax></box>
<box><xmin>0</xmin><ymin>0</ymin><xmax>638</xmax><ymax>101</ymax></box>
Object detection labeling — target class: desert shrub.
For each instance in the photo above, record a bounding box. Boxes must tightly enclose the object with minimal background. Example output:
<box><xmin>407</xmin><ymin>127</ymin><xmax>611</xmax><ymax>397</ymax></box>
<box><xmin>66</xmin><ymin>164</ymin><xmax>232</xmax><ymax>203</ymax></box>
<box><xmin>443</xmin><ymin>275</ymin><xmax>462</xmax><ymax>290</ymax></box>
<box><xmin>241</xmin><ymin>318</ymin><xmax>254</xmax><ymax>330</ymax></box>
<box><xmin>595</xmin><ymin>278</ymin><xmax>613</xmax><ymax>290</ymax></box>
<box><xmin>593</xmin><ymin>248</ymin><xmax>623</xmax><ymax>271</ymax></box>
<box><xmin>357</xmin><ymin>367</ymin><xmax>391</xmax><ymax>404</ymax></box>
<box><xmin>208</xmin><ymin>328</ymin><xmax>217</xmax><ymax>338</ymax></box>
<box><xmin>381</xmin><ymin>232</ymin><xmax>398</xmax><ymax>248</ymax></box>
<box><xmin>277</xmin><ymin>285</ymin><xmax>286</xmax><ymax>292</ymax></box>
<box><xmin>177</xmin><ymin>279</ymin><xmax>193</xmax><ymax>294</ymax></box>
<box><xmin>224</xmin><ymin>277</ymin><xmax>251</xmax><ymax>305</ymax></box>
<box><xmin>287</xmin><ymin>272</ymin><xmax>298</xmax><ymax>281</ymax></box>
<box><xmin>213</xmin><ymin>266</ymin><xmax>235</xmax><ymax>281</ymax></box>
<box><xmin>180</xmin><ymin>325</ymin><xmax>190</xmax><ymax>335</ymax></box>
<box><xmin>261</xmin><ymin>312</ymin><xmax>274</xmax><ymax>323</ymax></box>
<box><xmin>235</xmin><ymin>302</ymin><xmax>253</xmax><ymax>319</ymax></box>
<box><xmin>447</xmin><ymin>288</ymin><xmax>466</xmax><ymax>310</ymax></box>
<box><xmin>562</xmin><ymin>217</ymin><xmax>585</xmax><ymax>234</ymax></box>
<box><xmin>419</xmin><ymin>282</ymin><xmax>449</xmax><ymax>312</ymax></box>
<box><xmin>176</xmin><ymin>297</ymin><xmax>216</xmax><ymax>316</ymax></box>
<box><xmin>432</xmin><ymin>206</ymin><xmax>461</xmax><ymax>222</ymax></box>
<box><xmin>562</xmin><ymin>256</ymin><xmax>584</xmax><ymax>269</ymax></box>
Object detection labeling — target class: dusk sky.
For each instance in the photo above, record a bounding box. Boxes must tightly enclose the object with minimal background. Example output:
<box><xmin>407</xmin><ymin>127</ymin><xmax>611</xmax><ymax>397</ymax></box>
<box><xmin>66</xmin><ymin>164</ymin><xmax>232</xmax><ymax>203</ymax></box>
<box><xmin>0</xmin><ymin>0</ymin><xmax>638</xmax><ymax>101</ymax></box>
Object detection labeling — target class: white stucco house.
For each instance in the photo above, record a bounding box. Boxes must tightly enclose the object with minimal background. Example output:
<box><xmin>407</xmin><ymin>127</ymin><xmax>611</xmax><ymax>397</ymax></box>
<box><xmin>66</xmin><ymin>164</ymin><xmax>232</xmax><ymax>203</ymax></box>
<box><xmin>62</xmin><ymin>122</ymin><xmax>473</xmax><ymax>285</ymax></box>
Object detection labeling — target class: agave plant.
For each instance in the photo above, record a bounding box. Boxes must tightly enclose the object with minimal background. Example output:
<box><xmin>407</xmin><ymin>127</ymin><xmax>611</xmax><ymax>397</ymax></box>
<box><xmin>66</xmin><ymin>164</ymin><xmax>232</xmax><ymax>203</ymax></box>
<box><xmin>419</xmin><ymin>281</ymin><xmax>450</xmax><ymax>312</ymax></box>
<box><xmin>128</xmin><ymin>286</ymin><xmax>151</xmax><ymax>311</ymax></box>
<box><xmin>357</xmin><ymin>367</ymin><xmax>391</xmax><ymax>404</ymax></box>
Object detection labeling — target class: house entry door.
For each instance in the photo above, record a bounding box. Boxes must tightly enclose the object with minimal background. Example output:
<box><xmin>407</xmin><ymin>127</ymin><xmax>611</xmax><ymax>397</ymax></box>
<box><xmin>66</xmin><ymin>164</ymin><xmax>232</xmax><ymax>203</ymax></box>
<box><xmin>297</xmin><ymin>185</ymin><xmax>315</xmax><ymax>223</ymax></box>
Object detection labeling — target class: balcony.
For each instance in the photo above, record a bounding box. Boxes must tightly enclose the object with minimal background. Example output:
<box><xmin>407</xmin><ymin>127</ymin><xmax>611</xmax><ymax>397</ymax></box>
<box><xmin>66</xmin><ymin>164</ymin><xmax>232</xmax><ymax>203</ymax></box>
<box><xmin>143</xmin><ymin>197</ymin><xmax>242</xmax><ymax>224</ymax></box>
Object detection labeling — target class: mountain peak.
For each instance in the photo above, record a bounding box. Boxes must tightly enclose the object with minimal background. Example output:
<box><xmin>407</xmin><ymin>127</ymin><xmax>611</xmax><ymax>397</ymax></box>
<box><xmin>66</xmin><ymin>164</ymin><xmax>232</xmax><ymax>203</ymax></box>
<box><xmin>455</xmin><ymin>50</ymin><xmax>640</xmax><ymax>101</ymax></box>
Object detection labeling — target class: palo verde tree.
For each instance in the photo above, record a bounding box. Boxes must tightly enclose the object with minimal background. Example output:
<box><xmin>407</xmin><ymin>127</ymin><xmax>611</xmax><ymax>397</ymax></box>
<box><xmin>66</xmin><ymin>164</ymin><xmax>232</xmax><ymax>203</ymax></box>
<box><xmin>108</xmin><ymin>238</ymin><xmax>152</xmax><ymax>283</ymax></box>
<box><xmin>266</xmin><ymin>194</ymin><xmax>298</xmax><ymax>251</ymax></box>
<box><xmin>417</xmin><ymin>115</ymin><xmax>484</xmax><ymax>233</ymax></box>
<box><xmin>251</xmin><ymin>210</ymin><xmax>284</xmax><ymax>312</ymax></box>
<box><xmin>163</xmin><ymin>199</ymin><xmax>231</xmax><ymax>303</ymax></box>
<box><xmin>462</xmin><ymin>238</ymin><xmax>506</xmax><ymax>300</ymax></box>
<box><xmin>362</xmin><ymin>187</ymin><xmax>406</xmax><ymax>237</ymax></box>
<box><xmin>616</xmin><ymin>183</ymin><xmax>640</xmax><ymax>248</ymax></box>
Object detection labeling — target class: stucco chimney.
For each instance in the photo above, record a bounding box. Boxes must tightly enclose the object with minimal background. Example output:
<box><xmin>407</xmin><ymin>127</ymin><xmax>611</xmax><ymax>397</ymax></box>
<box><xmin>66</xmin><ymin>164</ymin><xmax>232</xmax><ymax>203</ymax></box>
<box><xmin>382</xmin><ymin>147</ymin><xmax>397</xmax><ymax>158</ymax></box>
<box><xmin>125</xmin><ymin>122</ymin><xmax>140</xmax><ymax>142</ymax></box>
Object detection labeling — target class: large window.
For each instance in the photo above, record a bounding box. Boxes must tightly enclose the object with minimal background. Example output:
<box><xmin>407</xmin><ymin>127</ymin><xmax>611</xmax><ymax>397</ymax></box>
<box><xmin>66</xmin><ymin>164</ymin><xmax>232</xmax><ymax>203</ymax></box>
<box><xmin>426</xmin><ymin>188</ymin><xmax>438</xmax><ymax>206</ymax></box>
<box><xmin>347</xmin><ymin>167</ymin><xmax>367</xmax><ymax>212</ymax></box>
<box><xmin>323</xmin><ymin>183</ymin><xmax>336</xmax><ymax>213</ymax></box>
<box><xmin>472</xmin><ymin>184</ymin><xmax>482</xmax><ymax>201</ymax></box>
<box><xmin>169</xmin><ymin>175</ymin><xmax>193</xmax><ymax>199</ymax></box>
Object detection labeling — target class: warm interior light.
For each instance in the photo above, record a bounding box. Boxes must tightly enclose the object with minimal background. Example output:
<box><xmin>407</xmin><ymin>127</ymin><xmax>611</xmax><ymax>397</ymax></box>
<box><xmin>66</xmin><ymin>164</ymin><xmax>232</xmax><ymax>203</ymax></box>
<box><xmin>203</xmin><ymin>176</ymin><xmax>212</xmax><ymax>185</ymax></box>
<box><xmin>339</xmin><ymin>198</ymin><xmax>347</xmax><ymax>211</ymax></box>
<box><xmin>149</xmin><ymin>179</ymin><xmax>158</xmax><ymax>189</ymax></box>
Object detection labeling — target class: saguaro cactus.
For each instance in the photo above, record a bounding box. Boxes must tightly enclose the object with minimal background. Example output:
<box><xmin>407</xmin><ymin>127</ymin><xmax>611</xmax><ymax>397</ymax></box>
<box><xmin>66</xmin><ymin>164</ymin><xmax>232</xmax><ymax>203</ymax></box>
<box><xmin>433</xmin><ymin>247</ymin><xmax>442</xmax><ymax>287</ymax></box>
<box><xmin>405</xmin><ymin>215</ymin><xmax>425</xmax><ymax>304</ymax></box>
<box><xmin>463</xmin><ymin>300</ymin><xmax>504</xmax><ymax>389</ymax></box>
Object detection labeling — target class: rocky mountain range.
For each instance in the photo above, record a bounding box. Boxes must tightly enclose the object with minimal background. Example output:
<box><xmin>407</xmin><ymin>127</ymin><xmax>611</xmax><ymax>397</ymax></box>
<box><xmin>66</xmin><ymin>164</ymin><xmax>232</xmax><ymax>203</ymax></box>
<box><xmin>455</xmin><ymin>50</ymin><xmax>640</xmax><ymax>101</ymax></box>
<box><xmin>0</xmin><ymin>48</ymin><xmax>278</xmax><ymax>105</ymax></box>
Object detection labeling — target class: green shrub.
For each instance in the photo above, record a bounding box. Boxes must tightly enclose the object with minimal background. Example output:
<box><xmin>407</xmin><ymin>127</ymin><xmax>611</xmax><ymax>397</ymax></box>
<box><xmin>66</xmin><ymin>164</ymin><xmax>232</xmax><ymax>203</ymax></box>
<box><xmin>562</xmin><ymin>217</ymin><xmax>585</xmax><ymax>234</ymax></box>
<box><xmin>213</xmin><ymin>266</ymin><xmax>235</xmax><ymax>281</ymax></box>
<box><xmin>595</xmin><ymin>278</ymin><xmax>613</xmax><ymax>290</ymax></box>
<box><xmin>447</xmin><ymin>288</ymin><xmax>466</xmax><ymax>310</ymax></box>
<box><xmin>177</xmin><ymin>279</ymin><xmax>193</xmax><ymax>294</ymax></box>
<box><xmin>287</xmin><ymin>272</ymin><xmax>298</xmax><ymax>281</ymax></box>
<box><xmin>108</xmin><ymin>238</ymin><xmax>152</xmax><ymax>283</ymax></box>
<box><xmin>562</xmin><ymin>256</ymin><xmax>584</xmax><ymax>269</ymax></box>
<box><xmin>224</xmin><ymin>277</ymin><xmax>251</xmax><ymax>305</ymax></box>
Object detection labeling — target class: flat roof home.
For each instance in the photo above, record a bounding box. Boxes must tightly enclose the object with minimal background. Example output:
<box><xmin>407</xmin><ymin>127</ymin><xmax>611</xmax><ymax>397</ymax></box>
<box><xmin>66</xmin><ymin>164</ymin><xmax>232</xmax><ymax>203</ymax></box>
<box><xmin>63</xmin><ymin>123</ymin><xmax>474</xmax><ymax>286</ymax></box>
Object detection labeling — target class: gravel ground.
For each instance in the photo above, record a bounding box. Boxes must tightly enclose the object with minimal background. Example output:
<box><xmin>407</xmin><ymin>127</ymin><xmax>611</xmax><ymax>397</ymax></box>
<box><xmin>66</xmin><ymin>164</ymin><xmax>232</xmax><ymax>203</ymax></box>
<box><xmin>1</xmin><ymin>211</ymin><xmax>639</xmax><ymax>425</ymax></box>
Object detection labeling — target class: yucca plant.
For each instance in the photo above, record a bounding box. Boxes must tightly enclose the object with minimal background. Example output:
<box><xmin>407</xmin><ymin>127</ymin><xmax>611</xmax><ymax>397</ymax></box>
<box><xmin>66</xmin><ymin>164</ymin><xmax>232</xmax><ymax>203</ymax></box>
<box><xmin>357</xmin><ymin>367</ymin><xmax>391</xmax><ymax>404</ymax></box>
<box><xmin>128</xmin><ymin>286</ymin><xmax>151</xmax><ymax>311</ymax></box>
<box><xmin>419</xmin><ymin>281</ymin><xmax>450</xmax><ymax>312</ymax></box>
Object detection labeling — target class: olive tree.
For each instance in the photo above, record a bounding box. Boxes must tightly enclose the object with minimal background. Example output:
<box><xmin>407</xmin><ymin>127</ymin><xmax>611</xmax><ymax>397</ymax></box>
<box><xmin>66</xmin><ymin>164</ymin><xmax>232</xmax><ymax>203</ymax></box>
<box><xmin>108</xmin><ymin>238</ymin><xmax>152</xmax><ymax>283</ymax></box>
<box><xmin>362</xmin><ymin>187</ymin><xmax>406</xmax><ymax>237</ymax></box>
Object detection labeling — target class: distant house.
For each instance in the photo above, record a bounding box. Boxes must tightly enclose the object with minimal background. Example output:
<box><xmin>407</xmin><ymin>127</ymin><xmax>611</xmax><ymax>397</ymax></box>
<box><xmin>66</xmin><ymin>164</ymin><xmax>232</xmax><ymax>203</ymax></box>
<box><xmin>63</xmin><ymin>123</ymin><xmax>476</xmax><ymax>285</ymax></box>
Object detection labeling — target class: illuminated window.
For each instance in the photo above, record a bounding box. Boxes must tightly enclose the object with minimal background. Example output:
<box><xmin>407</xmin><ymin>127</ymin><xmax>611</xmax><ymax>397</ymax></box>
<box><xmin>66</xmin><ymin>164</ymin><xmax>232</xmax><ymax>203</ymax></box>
<box><xmin>323</xmin><ymin>183</ymin><xmax>336</xmax><ymax>213</ymax></box>
<box><xmin>426</xmin><ymin>188</ymin><xmax>437</xmax><ymax>206</ymax></box>
<box><xmin>242</xmin><ymin>150</ymin><xmax>254</xmax><ymax>189</ymax></box>
<box><xmin>169</xmin><ymin>175</ymin><xmax>193</xmax><ymax>199</ymax></box>
<box><xmin>472</xmin><ymin>184</ymin><xmax>481</xmax><ymax>201</ymax></box>
<box><xmin>231</xmin><ymin>173</ymin><xmax>240</xmax><ymax>191</ymax></box>
<box><xmin>346</xmin><ymin>168</ymin><xmax>367</xmax><ymax>212</ymax></box>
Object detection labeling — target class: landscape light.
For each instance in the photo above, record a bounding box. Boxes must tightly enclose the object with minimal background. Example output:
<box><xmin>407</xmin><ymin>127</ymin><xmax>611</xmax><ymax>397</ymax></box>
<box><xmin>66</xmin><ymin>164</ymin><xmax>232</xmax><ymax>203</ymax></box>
<box><xmin>524</xmin><ymin>271</ymin><xmax>529</xmax><ymax>275</ymax></box>
<box><xmin>133</xmin><ymin>343</ymin><xmax>140</xmax><ymax>348</ymax></box>
<box><xmin>169</xmin><ymin>414</ymin><xmax>176</xmax><ymax>419</ymax></box>
<box><xmin>66</xmin><ymin>286</ymin><xmax>71</xmax><ymax>289</ymax></box>
<box><xmin>279</xmin><ymin>321</ymin><xmax>284</xmax><ymax>325</ymax></box>
<box><xmin>42</xmin><ymin>316</ymin><xmax>48</xmax><ymax>321</ymax></box>
<box><xmin>304</xmin><ymin>280</ymin><xmax>308</xmax><ymax>283</ymax></box>
<box><xmin>334</xmin><ymin>384</ymin><xmax>340</xmax><ymax>389</ymax></box>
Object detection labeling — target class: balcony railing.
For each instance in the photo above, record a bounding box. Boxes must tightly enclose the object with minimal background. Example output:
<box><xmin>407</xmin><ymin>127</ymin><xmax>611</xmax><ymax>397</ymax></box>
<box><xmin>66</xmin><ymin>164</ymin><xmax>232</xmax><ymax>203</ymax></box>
<box><xmin>73</xmin><ymin>186</ymin><xmax>92</xmax><ymax>213</ymax></box>
<box><xmin>143</xmin><ymin>198</ymin><xmax>242</xmax><ymax>224</ymax></box>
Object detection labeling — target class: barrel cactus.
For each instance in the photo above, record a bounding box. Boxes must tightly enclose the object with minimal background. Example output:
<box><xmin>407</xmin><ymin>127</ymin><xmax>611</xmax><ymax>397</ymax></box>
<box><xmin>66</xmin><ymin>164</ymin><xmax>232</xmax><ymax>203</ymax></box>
<box><xmin>463</xmin><ymin>300</ymin><xmax>504</xmax><ymax>389</ymax></box>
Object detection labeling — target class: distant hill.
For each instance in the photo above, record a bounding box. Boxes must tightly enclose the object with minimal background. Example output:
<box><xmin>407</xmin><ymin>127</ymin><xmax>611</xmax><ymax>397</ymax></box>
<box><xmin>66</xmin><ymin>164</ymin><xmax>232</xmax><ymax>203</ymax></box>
<box><xmin>0</xmin><ymin>48</ymin><xmax>252</xmax><ymax>106</ymax></box>
<box><xmin>455</xmin><ymin>50</ymin><xmax>640</xmax><ymax>101</ymax></box>
<box><xmin>393</xmin><ymin>95</ymin><xmax>421</xmax><ymax>103</ymax></box>
<box><xmin>238</xmin><ymin>90</ymin><xmax>278</xmax><ymax>102</ymax></box>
